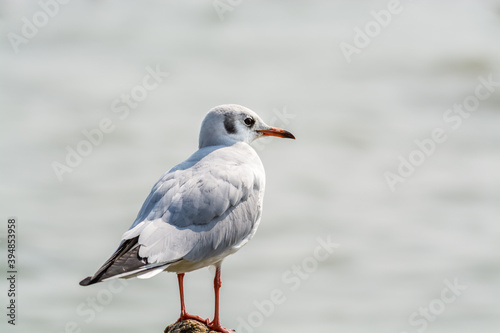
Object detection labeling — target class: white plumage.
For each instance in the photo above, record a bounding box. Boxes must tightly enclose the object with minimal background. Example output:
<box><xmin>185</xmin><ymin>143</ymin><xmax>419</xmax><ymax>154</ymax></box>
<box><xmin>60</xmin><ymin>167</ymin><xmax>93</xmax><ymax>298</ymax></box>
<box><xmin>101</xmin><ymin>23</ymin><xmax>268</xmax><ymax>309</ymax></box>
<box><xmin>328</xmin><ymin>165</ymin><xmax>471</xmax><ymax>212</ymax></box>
<box><xmin>122</xmin><ymin>142</ymin><xmax>265</xmax><ymax>275</ymax></box>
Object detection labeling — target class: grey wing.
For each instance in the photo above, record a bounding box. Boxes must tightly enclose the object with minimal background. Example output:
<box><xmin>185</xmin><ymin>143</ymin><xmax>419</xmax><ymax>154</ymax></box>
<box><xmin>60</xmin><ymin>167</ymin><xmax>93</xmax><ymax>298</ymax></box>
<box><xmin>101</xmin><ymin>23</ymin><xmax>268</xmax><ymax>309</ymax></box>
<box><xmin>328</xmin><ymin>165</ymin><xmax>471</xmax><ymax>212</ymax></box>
<box><xmin>80</xmin><ymin>147</ymin><xmax>265</xmax><ymax>286</ymax></box>
<box><xmin>122</xmin><ymin>158</ymin><xmax>265</xmax><ymax>265</ymax></box>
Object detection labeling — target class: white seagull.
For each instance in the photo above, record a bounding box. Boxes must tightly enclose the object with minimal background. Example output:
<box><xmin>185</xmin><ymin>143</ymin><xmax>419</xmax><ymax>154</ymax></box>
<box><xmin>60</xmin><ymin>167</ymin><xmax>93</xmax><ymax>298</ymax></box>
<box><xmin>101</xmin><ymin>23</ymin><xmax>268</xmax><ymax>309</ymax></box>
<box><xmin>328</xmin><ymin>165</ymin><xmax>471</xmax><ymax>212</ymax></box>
<box><xmin>80</xmin><ymin>104</ymin><xmax>295</xmax><ymax>332</ymax></box>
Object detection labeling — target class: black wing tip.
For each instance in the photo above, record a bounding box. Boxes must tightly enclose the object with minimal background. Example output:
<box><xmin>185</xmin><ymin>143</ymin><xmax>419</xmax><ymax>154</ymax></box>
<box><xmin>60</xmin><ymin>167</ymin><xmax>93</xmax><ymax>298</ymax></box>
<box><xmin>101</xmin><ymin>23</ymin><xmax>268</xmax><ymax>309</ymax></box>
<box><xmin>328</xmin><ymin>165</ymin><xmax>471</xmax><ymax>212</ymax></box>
<box><xmin>79</xmin><ymin>237</ymin><xmax>141</xmax><ymax>287</ymax></box>
<box><xmin>79</xmin><ymin>276</ymin><xmax>97</xmax><ymax>286</ymax></box>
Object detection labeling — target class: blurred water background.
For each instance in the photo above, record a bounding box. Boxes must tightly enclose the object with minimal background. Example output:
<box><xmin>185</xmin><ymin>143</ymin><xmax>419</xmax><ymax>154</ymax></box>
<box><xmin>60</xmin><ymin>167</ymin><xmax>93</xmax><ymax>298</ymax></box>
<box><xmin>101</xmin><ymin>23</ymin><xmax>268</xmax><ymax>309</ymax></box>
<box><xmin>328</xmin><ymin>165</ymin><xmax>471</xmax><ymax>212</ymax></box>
<box><xmin>1</xmin><ymin>1</ymin><xmax>499</xmax><ymax>332</ymax></box>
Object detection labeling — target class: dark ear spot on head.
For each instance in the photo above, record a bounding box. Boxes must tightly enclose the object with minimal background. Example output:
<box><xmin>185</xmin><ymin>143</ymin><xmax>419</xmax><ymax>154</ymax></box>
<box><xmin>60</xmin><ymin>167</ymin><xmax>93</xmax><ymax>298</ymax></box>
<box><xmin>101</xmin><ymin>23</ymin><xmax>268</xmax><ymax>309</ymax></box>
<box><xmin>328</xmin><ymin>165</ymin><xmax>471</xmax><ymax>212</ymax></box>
<box><xmin>224</xmin><ymin>115</ymin><xmax>236</xmax><ymax>134</ymax></box>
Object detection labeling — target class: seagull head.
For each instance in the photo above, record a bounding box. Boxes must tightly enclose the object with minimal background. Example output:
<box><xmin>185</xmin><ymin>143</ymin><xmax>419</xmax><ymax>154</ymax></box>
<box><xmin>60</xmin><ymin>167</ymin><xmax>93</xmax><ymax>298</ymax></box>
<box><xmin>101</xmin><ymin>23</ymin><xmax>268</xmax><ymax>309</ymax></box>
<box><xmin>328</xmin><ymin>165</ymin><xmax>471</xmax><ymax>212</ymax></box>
<box><xmin>199</xmin><ymin>104</ymin><xmax>295</xmax><ymax>148</ymax></box>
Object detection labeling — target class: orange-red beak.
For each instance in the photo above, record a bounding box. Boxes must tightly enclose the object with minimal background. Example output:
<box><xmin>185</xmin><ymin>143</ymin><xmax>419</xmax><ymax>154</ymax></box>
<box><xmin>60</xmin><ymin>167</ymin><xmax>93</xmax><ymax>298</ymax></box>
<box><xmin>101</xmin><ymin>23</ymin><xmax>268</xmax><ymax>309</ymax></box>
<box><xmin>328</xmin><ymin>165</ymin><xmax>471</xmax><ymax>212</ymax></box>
<box><xmin>257</xmin><ymin>127</ymin><xmax>295</xmax><ymax>139</ymax></box>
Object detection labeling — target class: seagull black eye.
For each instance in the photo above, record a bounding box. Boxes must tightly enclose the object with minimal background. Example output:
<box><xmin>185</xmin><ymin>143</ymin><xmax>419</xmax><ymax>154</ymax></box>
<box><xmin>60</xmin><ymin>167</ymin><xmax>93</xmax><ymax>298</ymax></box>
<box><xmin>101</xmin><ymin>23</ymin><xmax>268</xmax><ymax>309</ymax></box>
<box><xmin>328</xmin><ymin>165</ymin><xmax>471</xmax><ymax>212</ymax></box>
<box><xmin>244</xmin><ymin>117</ymin><xmax>255</xmax><ymax>127</ymax></box>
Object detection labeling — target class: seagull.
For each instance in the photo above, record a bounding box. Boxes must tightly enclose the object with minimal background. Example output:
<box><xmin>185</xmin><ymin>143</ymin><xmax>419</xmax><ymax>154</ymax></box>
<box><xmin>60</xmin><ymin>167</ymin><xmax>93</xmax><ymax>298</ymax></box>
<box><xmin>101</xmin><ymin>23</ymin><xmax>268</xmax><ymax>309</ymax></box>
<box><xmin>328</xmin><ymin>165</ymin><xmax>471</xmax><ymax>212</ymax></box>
<box><xmin>79</xmin><ymin>104</ymin><xmax>295</xmax><ymax>332</ymax></box>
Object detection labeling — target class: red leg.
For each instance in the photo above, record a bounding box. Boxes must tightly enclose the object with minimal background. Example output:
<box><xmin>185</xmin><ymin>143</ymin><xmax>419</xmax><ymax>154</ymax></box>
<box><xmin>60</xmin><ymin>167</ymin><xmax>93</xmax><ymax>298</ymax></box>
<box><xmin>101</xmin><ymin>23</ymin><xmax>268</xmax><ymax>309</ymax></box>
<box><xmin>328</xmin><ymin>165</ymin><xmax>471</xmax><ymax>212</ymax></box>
<box><xmin>176</xmin><ymin>273</ymin><xmax>208</xmax><ymax>324</ymax></box>
<box><xmin>207</xmin><ymin>266</ymin><xmax>233</xmax><ymax>333</ymax></box>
